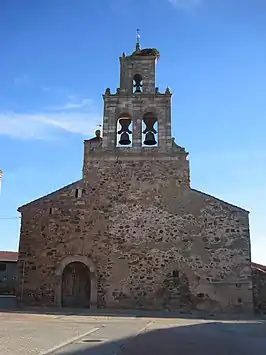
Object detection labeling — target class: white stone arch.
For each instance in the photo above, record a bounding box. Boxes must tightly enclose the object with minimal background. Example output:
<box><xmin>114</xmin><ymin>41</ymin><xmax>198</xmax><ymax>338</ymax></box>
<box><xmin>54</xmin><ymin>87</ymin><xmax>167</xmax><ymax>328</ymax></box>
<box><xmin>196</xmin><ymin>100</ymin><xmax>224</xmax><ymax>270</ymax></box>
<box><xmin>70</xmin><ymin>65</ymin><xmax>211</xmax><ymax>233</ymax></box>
<box><xmin>54</xmin><ymin>255</ymin><xmax>97</xmax><ymax>309</ymax></box>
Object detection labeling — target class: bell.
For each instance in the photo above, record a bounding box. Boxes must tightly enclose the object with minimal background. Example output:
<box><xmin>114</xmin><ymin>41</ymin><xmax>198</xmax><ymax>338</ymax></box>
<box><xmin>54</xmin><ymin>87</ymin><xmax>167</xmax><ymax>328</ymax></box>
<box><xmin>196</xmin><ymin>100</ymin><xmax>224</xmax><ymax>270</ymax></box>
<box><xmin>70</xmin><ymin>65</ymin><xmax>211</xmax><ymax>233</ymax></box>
<box><xmin>143</xmin><ymin>132</ymin><xmax>157</xmax><ymax>146</ymax></box>
<box><xmin>143</xmin><ymin>117</ymin><xmax>157</xmax><ymax>134</ymax></box>
<box><xmin>117</xmin><ymin>119</ymin><xmax>132</xmax><ymax>134</ymax></box>
<box><xmin>119</xmin><ymin>132</ymin><xmax>131</xmax><ymax>145</ymax></box>
<box><xmin>133</xmin><ymin>74</ymin><xmax>143</xmax><ymax>93</ymax></box>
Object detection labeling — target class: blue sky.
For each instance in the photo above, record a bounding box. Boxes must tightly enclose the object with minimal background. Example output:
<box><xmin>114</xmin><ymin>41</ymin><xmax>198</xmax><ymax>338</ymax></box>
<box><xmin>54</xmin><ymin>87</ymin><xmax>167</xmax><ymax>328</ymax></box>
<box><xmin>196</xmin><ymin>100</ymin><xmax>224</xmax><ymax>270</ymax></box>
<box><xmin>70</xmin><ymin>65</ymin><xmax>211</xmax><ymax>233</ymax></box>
<box><xmin>0</xmin><ymin>0</ymin><xmax>265</xmax><ymax>263</ymax></box>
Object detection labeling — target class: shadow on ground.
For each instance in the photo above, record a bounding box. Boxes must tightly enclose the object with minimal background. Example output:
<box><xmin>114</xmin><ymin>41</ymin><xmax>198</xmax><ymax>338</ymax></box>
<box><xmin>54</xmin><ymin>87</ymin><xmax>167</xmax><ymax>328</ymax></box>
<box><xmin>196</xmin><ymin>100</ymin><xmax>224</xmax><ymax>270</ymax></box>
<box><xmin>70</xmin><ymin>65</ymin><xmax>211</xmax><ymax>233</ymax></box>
<box><xmin>0</xmin><ymin>305</ymin><xmax>263</xmax><ymax>321</ymax></box>
<box><xmin>50</xmin><ymin>321</ymin><xmax>266</xmax><ymax>355</ymax></box>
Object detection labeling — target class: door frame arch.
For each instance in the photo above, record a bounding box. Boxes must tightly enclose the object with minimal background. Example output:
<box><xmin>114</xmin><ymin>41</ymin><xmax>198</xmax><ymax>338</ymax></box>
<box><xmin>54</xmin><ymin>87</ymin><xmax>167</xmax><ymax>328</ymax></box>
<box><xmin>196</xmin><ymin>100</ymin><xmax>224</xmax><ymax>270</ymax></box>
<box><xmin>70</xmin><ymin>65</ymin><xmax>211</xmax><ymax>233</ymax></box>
<box><xmin>55</xmin><ymin>255</ymin><xmax>97</xmax><ymax>308</ymax></box>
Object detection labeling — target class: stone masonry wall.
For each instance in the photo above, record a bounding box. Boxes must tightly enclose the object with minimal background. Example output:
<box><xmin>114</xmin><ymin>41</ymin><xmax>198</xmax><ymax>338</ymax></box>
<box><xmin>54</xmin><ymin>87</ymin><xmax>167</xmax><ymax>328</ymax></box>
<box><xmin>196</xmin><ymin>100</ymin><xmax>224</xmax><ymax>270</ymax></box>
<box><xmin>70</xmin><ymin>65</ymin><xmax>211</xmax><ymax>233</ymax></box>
<box><xmin>102</xmin><ymin>93</ymin><xmax>172</xmax><ymax>150</ymax></box>
<box><xmin>17</xmin><ymin>150</ymin><xmax>253</xmax><ymax>313</ymax></box>
<box><xmin>17</xmin><ymin>181</ymin><xmax>84</xmax><ymax>305</ymax></box>
<box><xmin>119</xmin><ymin>55</ymin><xmax>156</xmax><ymax>95</ymax></box>
<box><xmin>252</xmin><ymin>267</ymin><xmax>266</xmax><ymax>314</ymax></box>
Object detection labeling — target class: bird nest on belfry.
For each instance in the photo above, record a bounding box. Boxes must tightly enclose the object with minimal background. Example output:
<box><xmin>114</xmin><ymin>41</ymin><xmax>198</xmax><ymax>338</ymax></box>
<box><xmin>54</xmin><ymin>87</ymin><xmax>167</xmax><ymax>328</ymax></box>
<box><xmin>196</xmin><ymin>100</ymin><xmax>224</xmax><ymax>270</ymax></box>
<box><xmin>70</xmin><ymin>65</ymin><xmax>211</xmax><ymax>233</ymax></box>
<box><xmin>131</xmin><ymin>48</ymin><xmax>160</xmax><ymax>59</ymax></box>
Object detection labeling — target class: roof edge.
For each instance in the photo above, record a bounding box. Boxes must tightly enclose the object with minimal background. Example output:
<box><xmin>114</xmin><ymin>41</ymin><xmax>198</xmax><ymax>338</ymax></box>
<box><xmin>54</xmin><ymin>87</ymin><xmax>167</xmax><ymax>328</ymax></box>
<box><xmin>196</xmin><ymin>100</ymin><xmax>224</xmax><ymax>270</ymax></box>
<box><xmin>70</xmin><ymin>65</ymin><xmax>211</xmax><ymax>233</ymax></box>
<box><xmin>0</xmin><ymin>251</ymin><xmax>19</xmax><ymax>262</ymax></box>
<box><xmin>251</xmin><ymin>262</ymin><xmax>266</xmax><ymax>273</ymax></box>
<box><xmin>191</xmin><ymin>188</ymin><xmax>249</xmax><ymax>214</ymax></box>
<box><xmin>18</xmin><ymin>179</ymin><xmax>83</xmax><ymax>212</ymax></box>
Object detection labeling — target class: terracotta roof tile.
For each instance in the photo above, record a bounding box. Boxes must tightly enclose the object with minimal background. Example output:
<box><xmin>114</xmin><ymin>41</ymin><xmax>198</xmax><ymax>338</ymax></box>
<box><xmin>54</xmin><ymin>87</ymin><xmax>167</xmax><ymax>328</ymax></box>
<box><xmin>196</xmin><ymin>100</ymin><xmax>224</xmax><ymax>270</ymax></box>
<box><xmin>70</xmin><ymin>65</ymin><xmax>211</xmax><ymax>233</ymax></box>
<box><xmin>0</xmin><ymin>251</ymin><xmax>18</xmax><ymax>262</ymax></box>
<box><xmin>251</xmin><ymin>262</ymin><xmax>266</xmax><ymax>273</ymax></box>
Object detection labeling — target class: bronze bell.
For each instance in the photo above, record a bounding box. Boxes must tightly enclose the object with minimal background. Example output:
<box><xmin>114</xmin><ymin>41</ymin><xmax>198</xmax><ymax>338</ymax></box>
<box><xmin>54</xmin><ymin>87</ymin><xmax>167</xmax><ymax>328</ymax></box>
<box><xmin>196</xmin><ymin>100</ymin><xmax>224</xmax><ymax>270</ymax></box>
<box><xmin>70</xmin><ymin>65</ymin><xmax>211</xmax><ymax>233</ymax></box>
<box><xmin>117</xmin><ymin>119</ymin><xmax>132</xmax><ymax>134</ymax></box>
<box><xmin>119</xmin><ymin>132</ymin><xmax>131</xmax><ymax>145</ymax></box>
<box><xmin>143</xmin><ymin>132</ymin><xmax>157</xmax><ymax>146</ymax></box>
<box><xmin>133</xmin><ymin>74</ymin><xmax>143</xmax><ymax>93</ymax></box>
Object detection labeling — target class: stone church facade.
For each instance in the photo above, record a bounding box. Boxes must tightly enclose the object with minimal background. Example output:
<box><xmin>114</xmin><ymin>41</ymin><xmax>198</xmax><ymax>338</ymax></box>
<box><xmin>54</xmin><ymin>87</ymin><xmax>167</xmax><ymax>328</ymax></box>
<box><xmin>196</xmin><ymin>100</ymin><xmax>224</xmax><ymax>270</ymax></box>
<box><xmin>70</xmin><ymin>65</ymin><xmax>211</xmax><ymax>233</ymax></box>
<box><xmin>17</xmin><ymin>44</ymin><xmax>253</xmax><ymax>313</ymax></box>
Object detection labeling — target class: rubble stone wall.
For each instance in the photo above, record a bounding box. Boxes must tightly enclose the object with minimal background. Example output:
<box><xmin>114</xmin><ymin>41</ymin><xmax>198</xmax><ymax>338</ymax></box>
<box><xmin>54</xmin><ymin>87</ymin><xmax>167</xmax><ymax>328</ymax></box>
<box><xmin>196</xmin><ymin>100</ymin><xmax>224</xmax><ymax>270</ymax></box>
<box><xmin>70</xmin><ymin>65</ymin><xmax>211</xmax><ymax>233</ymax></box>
<box><xmin>17</xmin><ymin>152</ymin><xmax>253</xmax><ymax>313</ymax></box>
<box><xmin>252</xmin><ymin>268</ymin><xmax>266</xmax><ymax>314</ymax></box>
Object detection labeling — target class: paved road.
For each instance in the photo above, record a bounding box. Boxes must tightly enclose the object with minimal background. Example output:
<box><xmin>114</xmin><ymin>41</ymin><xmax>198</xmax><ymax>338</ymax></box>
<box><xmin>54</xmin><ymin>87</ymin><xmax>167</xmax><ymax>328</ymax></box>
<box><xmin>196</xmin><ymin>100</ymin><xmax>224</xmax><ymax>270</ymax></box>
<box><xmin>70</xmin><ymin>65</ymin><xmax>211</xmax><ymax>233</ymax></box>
<box><xmin>1</xmin><ymin>311</ymin><xmax>266</xmax><ymax>354</ymax></box>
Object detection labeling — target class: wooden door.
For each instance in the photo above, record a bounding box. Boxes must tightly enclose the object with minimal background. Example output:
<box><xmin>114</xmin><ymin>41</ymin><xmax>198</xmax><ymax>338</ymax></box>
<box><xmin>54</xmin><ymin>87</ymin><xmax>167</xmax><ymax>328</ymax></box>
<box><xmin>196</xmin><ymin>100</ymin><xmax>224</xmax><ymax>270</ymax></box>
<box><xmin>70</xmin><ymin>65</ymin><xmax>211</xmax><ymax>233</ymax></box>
<box><xmin>61</xmin><ymin>262</ymin><xmax>91</xmax><ymax>308</ymax></box>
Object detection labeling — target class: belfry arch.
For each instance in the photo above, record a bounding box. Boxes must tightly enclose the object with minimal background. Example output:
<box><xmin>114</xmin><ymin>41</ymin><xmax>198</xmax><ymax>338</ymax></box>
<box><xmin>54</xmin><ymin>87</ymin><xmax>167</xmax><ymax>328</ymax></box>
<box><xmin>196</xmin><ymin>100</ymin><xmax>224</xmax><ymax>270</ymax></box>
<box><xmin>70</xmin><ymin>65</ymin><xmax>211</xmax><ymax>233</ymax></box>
<box><xmin>116</xmin><ymin>112</ymin><xmax>133</xmax><ymax>147</ymax></box>
<box><xmin>142</xmin><ymin>111</ymin><xmax>158</xmax><ymax>147</ymax></box>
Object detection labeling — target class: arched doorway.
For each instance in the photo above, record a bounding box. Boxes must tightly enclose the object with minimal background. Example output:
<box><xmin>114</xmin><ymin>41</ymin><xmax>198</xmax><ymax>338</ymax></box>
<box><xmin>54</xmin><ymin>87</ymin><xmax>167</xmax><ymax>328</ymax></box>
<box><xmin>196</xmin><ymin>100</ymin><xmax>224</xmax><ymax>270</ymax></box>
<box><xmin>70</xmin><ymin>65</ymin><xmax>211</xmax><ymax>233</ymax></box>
<box><xmin>61</xmin><ymin>262</ymin><xmax>91</xmax><ymax>308</ymax></box>
<box><xmin>55</xmin><ymin>255</ymin><xmax>97</xmax><ymax>308</ymax></box>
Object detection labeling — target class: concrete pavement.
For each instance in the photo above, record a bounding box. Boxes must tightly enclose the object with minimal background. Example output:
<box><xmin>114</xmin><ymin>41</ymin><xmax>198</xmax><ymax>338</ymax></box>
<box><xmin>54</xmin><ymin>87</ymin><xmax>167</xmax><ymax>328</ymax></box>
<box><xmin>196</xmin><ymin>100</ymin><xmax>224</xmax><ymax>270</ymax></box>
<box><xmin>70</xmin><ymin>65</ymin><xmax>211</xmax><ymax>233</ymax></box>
<box><xmin>0</xmin><ymin>312</ymin><xmax>151</xmax><ymax>355</ymax></box>
<box><xmin>0</xmin><ymin>310</ymin><xmax>266</xmax><ymax>354</ymax></box>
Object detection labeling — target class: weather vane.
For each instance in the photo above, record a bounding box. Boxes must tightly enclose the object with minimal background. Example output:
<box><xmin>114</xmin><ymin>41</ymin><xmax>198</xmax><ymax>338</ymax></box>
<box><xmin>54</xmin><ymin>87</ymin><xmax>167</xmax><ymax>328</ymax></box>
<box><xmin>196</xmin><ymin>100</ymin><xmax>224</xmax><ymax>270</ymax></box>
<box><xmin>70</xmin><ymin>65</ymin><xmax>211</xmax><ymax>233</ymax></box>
<box><xmin>136</xmin><ymin>28</ymin><xmax>140</xmax><ymax>43</ymax></box>
<box><xmin>136</xmin><ymin>28</ymin><xmax>141</xmax><ymax>52</ymax></box>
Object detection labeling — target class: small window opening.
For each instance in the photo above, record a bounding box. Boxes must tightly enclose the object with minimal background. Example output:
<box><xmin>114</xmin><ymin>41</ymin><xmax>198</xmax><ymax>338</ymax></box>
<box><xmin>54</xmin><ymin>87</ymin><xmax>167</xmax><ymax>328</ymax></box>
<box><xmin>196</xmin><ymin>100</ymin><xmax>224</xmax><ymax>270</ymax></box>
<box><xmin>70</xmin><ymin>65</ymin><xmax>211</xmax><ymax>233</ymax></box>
<box><xmin>133</xmin><ymin>74</ymin><xmax>143</xmax><ymax>93</ymax></box>
<box><xmin>75</xmin><ymin>188</ymin><xmax>82</xmax><ymax>198</ymax></box>
<box><xmin>49</xmin><ymin>207</ymin><xmax>54</xmax><ymax>215</ymax></box>
<box><xmin>142</xmin><ymin>112</ymin><xmax>158</xmax><ymax>147</ymax></box>
<box><xmin>172</xmin><ymin>270</ymin><xmax>179</xmax><ymax>278</ymax></box>
<box><xmin>238</xmin><ymin>297</ymin><xmax>242</xmax><ymax>303</ymax></box>
<box><xmin>236</xmin><ymin>283</ymin><xmax>242</xmax><ymax>288</ymax></box>
<box><xmin>117</xmin><ymin>115</ymin><xmax>132</xmax><ymax>147</ymax></box>
<box><xmin>0</xmin><ymin>263</ymin><xmax>7</xmax><ymax>272</ymax></box>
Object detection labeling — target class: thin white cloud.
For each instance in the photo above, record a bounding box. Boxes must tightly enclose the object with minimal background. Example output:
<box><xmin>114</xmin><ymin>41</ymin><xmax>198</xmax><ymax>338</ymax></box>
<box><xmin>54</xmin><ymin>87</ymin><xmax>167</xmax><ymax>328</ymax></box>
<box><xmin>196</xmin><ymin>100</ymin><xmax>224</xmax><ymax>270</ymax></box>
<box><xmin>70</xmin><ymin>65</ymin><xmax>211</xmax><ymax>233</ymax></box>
<box><xmin>41</xmin><ymin>85</ymin><xmax>71</xmax><ymax>97</ymax></box>
<box><xmin>14</xmin><ymin>74</ymin><xmax>30</xmax><ymax>88</ymax></box>
<box><xmin>0</xmin><ymin>108</ymin><xmax>102</xmax><ymax>140</ymax></box>
<box><xmin>47</xmin><ymin>97</ymin><xmax>93</xmax><ymax>111</ymax></box>
<box><xmin>41</xmin><ymin>86</ymin><xmax>51</xmax><ymax>92</ymax></box>
<box><xmin>168</xmin><ymin>0</ymin><xmax>202</xmax><ymax>9</ymax></box>
<box><xmin>0</xmin><ymin>87</ymin><xmax>103</xmax><ymax>140</ymax></box>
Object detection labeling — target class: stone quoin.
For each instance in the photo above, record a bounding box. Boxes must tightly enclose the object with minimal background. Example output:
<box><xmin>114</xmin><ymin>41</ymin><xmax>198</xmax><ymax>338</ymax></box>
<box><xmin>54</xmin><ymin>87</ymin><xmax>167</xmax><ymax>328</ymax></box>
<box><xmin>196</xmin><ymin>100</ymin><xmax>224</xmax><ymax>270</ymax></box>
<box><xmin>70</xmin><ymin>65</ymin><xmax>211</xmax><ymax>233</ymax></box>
<box><xmin>17</xmin><ymin>40</ymin><xmax>253</xmax><ymax>312</ymax></box>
